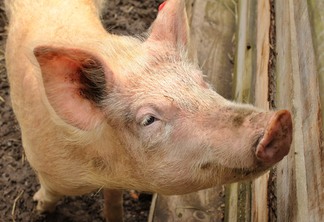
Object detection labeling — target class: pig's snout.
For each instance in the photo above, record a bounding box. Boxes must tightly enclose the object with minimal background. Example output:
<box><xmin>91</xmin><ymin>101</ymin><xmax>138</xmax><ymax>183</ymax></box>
<box><xmin>256</xmin><ymin>110</ymin><xmax>292</xmax><ymax>166</ymax></box>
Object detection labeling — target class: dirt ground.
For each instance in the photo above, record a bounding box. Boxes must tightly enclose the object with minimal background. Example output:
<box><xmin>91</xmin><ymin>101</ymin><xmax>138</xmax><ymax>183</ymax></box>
<box><xmin>0</xmin><ymin>1</ymin><xmax>162</xmax><ymax>221</ymax></box>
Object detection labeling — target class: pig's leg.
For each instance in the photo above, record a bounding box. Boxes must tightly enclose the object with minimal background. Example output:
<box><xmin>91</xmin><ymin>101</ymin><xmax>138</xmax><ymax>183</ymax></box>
<box><xmin>33</xmin><ymin>184</ymin><xmax>62</xmax><ymax>213</ymax></box>
<box><xmin>103</xmin><ymin>189</ymin><xmax>123</xmax><ymax>222</ymax></box>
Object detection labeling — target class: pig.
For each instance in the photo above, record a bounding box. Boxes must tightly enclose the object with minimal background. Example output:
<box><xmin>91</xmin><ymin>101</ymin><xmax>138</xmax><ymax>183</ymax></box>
<box><xmin>4</xmin><ymin>0</ymin><xmax>292</xmax><ymax>221</ymax></box>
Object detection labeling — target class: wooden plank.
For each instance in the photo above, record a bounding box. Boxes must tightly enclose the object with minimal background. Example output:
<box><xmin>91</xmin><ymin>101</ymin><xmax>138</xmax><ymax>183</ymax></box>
<box><xmin>225</xmin><ymin>0</ymin><xmax>273</xmax><ymax>221</ymax></box>
<box><xmin>251</xmin><ymin>0</ymin><xmax>271</xmax><ymax>221</ymax></box>
<box><xmin>274</xmin><ymin>1</ymin><xmax>297</xmax><ymax>220</ymax></box>
<box><xmin>308</xmin><ymin>8</ymin><xmax>324</xmax><ymax>220</ymax></box>
<box><xmin>308</xmin><ymin>0</ymin><xmax>324</xmax><ymax>133</ymax></box>
<box><xmin>225</xmin><ymin>181</ymin><xmax>252</xmax><ymax>222</ymax></box>
<box><xmin>189</xmin><ymin>0</ymin><xmax>237</xmax><ymax>100</ymax></box>
<box><xmin>149</xmin><ymin>0</ymin><xmax>237</xmax><ymax>221</ymax></box>
<box><xmin>232</xmin><ymin>0</ymin><xmax>251</xmax><ymax>104</ymax></box>
<box><xmin>291</xmin><ymin>0</ymin><xmax>324</xmax><ymax>220</ymax></box>
<box><xmin>225</xmin><ymin>0</ymin><xmax>252</xmax><ymax>221</ymax></box>
<box><xmin>275</xmin><ymin>0</ymin><xmax>324</xmax><ymax>221</ymax></box>
<box><xmin>225</xmin><ymin>183</ymin><xmax>238</xmax><ymax>222</ymax></box>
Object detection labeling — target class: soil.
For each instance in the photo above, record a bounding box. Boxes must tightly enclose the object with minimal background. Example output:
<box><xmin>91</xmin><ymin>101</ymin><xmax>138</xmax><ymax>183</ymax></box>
<box><xmin>0</xmin><ymin>1</ymin><xmax>162</xmax><ymax>221</ymax></box>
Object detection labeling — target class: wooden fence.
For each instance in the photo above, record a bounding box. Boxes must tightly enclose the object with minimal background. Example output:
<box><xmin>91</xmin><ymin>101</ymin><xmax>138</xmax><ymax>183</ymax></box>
<box><xmin>149</xmin><ymin>0</ymin><xmax>324</xmax><ymax>221</ymax></box>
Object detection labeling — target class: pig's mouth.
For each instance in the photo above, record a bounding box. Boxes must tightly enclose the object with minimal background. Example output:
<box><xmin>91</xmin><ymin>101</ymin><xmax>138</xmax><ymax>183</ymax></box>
<box><xmin>222</xmin><ymin>153</ymin><xmax>272</xmax><ymax>183</ymax></box>
<box><xmin>198</xmin><ymin>159</ymin><xmax>270</xmax><ymax>184</ymax></box>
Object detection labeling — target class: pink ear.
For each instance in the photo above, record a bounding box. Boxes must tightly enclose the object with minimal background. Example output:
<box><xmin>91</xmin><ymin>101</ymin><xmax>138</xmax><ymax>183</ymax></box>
<box><xmin>148</xmin><ymin>0</ymin><xmax>189</xmax><ymax>48</ymax></box>
<box><xmin>34</xmin><ymin>46</ymin><xmax>108</xmax><ymax>130</ymax></box>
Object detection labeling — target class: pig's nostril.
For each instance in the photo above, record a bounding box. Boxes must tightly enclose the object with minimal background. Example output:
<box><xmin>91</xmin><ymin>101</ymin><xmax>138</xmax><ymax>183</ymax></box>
<box><xmin>252</xmin><ymin>134</ymin><xmax>263</xmax><ymax>152</ymax></box>
<box><xmin>255</xmin><ymin>110</ymin><xmax>292</xmax><ymax>166</ymax></box>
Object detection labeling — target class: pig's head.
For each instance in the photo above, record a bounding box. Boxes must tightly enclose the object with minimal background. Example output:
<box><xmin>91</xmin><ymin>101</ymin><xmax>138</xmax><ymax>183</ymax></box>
<box><xmin>33</xmin><ymin>0</ymin><xmax>292</xmax><ymax>194</ymax></box>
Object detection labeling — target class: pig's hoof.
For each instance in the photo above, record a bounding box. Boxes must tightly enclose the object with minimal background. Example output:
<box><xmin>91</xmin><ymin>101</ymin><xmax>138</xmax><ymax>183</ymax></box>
<box><xmin>256</xmin><ymin>110</ymin><xmax>292</xmax><ymax>166</ymax></box>
<box><xmin>33</xmin><ymin>189</ymin><xmax>57</xmax><ymax>213</ymax></box>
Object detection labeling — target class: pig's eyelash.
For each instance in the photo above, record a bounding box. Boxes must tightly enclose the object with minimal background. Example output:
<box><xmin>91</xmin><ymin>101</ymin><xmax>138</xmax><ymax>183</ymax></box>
<box><xmin>141</xmin><ymin>115</ymin><xmax>158</xmax><ymax>126</ymax></box>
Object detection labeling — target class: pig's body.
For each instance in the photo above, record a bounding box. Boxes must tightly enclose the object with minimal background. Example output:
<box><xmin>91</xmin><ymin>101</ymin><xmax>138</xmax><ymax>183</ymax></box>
<box><xmin>5</xmin><ymin>0</ymin><xmax>144</xmax><ymax>195</ymax></box>
<box><xmin>5</xmin><ymin>0</ymin><xmax>292</xmax><ymax>220</ymax></box>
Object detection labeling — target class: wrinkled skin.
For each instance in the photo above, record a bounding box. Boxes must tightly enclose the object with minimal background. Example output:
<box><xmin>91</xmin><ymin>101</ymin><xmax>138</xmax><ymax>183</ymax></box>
<box><xmin>4</xmin><ymin>0</ymin><xmax>292</xmax><ymax>221</ymax></box>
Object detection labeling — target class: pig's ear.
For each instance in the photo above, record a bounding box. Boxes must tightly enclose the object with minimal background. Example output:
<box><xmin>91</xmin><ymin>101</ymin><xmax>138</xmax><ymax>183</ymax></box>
<box><xmin>34</xmin><ymin>46</ymin><xmax>109</xmax><ymax>130</ymax></box>
<box><xmin>147</xmin><ymin>0</ymin><xmax>189</xmax><ymax>49</ymax></box>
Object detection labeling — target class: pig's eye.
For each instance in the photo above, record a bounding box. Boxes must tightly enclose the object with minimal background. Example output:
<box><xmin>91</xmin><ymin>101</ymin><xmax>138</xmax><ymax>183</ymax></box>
<box><xmin>141</xmin><ymin>115</ymin><xmax>157</xmax><ymax>126</ymax></box>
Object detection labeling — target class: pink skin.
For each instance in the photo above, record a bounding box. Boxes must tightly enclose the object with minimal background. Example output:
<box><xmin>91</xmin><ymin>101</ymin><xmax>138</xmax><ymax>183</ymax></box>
<box><xmin>256</xmin><ymin>110</ymin><xmax>292</xmax><ymax>166</ymax></box>
<box><xmin>159</xmin><ymin>1</ymin><xmax>167</xmax><ymax>11</ymax></box>
<box><xmin>5</xmin><ymin>0</ymin><xmax>293</xmax><ymax>220</ymax></box>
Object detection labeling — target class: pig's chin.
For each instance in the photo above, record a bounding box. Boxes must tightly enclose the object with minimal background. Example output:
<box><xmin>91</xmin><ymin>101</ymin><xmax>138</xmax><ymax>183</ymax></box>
<box><xmin>229</xmin><ymin>165</ymin><xmax>271</xmax><ymax>183</ymax></box>
<box><xmin>214</xmin><ymin>164</ymin><xmax>271</xmax><ymax>185</ymax></box>
<box><xmin>223</xmin><ymin>144</ymin><xmax>276</xmax><ymax>183</ymax></box>
<box><xmin>199</xmin><ymin>139</ymin><xmax>275</xmax><ymax>183</ymax></box>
